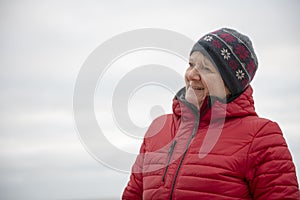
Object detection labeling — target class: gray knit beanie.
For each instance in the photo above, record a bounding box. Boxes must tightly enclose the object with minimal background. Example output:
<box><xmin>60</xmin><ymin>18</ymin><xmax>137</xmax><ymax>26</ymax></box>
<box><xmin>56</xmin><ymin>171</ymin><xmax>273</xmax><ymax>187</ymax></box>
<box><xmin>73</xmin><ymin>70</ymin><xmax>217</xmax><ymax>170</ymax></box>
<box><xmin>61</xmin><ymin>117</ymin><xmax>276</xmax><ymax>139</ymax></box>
<box><xmin>191</xmin><ymin>28</ymin><xmax>258</xmax><ymax>96</ymax></box>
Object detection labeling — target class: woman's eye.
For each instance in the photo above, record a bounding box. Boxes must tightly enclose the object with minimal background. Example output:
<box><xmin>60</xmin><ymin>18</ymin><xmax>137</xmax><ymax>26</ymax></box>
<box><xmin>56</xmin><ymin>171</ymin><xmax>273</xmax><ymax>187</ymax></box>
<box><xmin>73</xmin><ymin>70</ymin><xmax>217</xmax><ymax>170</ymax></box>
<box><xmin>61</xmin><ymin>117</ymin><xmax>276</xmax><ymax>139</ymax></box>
<box><xmin>203</xmin><ymin>66</ymin><xmax>211</xmax><ymax>71</ymax></box>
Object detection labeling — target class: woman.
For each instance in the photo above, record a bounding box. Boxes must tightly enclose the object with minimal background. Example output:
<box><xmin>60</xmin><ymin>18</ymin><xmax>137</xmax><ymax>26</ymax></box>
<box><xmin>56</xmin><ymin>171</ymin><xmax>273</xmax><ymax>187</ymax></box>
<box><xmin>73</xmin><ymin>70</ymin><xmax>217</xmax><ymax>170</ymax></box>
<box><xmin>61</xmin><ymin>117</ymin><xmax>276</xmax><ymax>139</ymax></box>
<box><xmin>122</xmin><ymin>28</ymin><xmax>300</xmax><ymax>199</ymax></box>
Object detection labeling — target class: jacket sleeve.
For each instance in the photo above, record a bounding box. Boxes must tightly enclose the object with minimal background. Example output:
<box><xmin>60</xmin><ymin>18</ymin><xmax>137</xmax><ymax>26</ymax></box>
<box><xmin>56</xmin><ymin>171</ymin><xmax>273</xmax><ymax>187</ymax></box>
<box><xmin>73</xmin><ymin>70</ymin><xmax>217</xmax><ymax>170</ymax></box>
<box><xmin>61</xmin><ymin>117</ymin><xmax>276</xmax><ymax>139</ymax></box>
<box><xmin>122</xmin><ymin>140</ymin><xmax>146</xmax><ymax>200</ymax></box>
<box><xmin>246</xmin><ymin>121</ymin><xmax>300</xmax><ymax>199</ymax></box>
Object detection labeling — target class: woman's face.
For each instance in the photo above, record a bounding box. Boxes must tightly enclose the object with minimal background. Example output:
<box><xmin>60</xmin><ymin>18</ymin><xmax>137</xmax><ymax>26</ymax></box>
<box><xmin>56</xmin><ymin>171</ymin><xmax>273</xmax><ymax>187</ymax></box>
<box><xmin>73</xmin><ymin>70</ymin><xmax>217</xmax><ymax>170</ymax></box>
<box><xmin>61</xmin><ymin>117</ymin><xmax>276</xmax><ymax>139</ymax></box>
<box><xmin>185</xmin><ymin>51</ymin><xmax>230</xmax><ymax>109</ymax></box>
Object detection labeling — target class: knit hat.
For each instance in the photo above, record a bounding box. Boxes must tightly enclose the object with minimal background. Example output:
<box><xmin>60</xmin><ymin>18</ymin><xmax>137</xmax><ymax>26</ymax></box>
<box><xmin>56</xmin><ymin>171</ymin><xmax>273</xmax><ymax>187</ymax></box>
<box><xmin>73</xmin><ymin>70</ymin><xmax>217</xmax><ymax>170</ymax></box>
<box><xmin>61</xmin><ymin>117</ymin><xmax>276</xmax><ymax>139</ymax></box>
<box><xmin>190</xmin><ymin>28</ymin><xmax>258</xmax><ymax>97</ymax></box>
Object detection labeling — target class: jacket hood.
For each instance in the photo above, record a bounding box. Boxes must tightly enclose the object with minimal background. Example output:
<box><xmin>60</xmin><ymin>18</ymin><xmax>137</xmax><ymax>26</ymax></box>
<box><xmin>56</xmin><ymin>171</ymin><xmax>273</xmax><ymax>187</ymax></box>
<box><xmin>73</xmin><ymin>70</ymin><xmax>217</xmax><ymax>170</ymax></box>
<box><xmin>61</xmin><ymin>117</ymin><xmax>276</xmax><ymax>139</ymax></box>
<box><xmin>172</xmin><ymin>86</ymin><xmax>257</xmax><ymax>126</ymax></box>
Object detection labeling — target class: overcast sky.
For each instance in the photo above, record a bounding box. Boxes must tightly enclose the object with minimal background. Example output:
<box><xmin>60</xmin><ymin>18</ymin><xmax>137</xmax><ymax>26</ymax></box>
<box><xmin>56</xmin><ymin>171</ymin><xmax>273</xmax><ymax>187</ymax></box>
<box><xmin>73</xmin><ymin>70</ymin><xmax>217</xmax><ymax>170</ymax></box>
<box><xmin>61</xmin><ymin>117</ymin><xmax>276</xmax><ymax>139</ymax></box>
<box><xmin>1</xmin><ymin>0</ymin><xmax>300</xmax><ymax>199</ymax></box>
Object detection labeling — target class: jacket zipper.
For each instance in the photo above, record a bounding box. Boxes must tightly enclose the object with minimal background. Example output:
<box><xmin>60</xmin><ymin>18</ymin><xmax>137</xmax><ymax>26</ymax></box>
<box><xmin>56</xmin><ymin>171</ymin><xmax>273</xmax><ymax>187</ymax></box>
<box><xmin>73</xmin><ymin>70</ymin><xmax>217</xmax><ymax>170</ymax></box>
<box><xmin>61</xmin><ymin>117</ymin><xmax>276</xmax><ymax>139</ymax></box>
<box><xmin>169</xmin><ymin>118</ymin><xmax>200</xmax><ymax>200</ymax></box>
<box><xmin>162</xmin><ymin>140</ymin><xmax>177</xmax><ymax>183</ymax></box>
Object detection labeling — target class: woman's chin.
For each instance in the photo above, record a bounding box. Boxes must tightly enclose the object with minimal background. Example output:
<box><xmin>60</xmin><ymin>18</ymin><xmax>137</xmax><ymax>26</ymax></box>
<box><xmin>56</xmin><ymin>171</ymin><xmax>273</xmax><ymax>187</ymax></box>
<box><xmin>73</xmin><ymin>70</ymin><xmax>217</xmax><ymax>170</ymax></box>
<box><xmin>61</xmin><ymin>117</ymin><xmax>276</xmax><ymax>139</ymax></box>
<box><xmin>185</xmin><ymin>93</ymin><xmax>202</xmax><ymax>109</ymax></box>
<box><xmin>185</xmin><ymin>96</ymin><xmax>199</xmax><ymax>108</ymax></box>
<box><xmin>185</xmin><ymin>88</ymin><xmax>206</xmax><ymax>108</ymax></box>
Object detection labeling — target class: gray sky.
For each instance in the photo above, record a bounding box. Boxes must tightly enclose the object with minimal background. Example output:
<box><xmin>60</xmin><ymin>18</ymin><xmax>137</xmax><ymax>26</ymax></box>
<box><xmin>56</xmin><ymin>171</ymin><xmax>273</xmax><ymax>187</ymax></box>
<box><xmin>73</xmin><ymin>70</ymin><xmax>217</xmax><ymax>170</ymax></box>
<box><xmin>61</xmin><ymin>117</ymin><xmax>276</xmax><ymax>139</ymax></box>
<box><xmin>1</xmin><ymin>0</ymin><xmax>300</xmax><ymax>199</ymax></box>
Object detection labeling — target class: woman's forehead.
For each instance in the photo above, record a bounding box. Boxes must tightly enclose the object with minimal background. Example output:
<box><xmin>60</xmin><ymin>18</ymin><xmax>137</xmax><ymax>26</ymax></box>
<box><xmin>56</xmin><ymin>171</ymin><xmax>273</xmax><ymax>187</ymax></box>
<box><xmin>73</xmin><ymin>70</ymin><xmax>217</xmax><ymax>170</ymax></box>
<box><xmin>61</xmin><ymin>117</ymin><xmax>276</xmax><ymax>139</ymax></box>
<box><xmin>189</xmin><ymin>51</ymin><xmax>203</xmax><ymax>60</ymax></box>
<box><xmin>189</xmin><ymin>51</ymin><xmax>212</xmax><ymax>65</ymax></box>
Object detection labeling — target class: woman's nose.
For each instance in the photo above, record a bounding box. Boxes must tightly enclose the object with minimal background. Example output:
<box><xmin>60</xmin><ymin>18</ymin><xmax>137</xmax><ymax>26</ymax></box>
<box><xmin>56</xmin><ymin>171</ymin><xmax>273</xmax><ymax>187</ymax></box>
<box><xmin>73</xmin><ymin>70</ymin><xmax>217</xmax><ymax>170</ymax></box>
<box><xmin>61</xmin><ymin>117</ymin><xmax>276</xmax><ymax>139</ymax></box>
<box><xmin>187</xmin><ymin>67</ymin><xmax>201</xmax><ymax>80</ymax></box>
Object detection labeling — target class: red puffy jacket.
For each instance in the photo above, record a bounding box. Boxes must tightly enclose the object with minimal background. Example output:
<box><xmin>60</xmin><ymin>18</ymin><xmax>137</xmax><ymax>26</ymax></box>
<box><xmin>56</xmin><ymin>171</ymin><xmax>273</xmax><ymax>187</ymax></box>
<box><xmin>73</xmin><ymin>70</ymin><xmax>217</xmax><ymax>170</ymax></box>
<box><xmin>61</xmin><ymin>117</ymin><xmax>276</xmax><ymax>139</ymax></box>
<box><xmin>122</xmin><ymin>86</ymin><xmax>300</xmax><ymax>200</ymax></box>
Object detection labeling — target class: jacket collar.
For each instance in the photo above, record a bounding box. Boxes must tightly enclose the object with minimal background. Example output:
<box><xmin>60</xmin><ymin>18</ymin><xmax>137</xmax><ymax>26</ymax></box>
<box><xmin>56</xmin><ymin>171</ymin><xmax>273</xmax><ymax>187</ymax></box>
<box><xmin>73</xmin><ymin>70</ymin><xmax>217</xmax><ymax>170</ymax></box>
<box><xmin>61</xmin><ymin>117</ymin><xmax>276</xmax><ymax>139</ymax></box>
<box><xmin>172</xmin><ymin>86</ymin><xmax>257</xmax><ymax>126</ymax></box>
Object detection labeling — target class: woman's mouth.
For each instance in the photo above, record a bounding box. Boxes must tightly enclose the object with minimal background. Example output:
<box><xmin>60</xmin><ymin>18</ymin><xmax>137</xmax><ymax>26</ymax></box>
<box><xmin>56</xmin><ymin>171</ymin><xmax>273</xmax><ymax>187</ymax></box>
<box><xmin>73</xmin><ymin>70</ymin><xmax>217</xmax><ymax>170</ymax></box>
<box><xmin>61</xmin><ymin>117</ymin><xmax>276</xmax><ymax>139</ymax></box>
<box><xmin>191</xmin><ymin>86</ymin><xmax>204</xmax><ymax>91</ymax></box>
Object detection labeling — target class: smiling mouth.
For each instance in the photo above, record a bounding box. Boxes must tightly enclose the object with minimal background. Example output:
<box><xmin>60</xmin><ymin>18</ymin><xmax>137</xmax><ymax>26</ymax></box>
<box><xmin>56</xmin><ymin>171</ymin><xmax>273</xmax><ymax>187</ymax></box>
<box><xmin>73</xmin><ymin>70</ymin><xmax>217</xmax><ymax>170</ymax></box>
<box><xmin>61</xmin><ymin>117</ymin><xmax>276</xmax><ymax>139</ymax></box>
<box><xmin>191</xmin><ymin>86</ymin><xmax>204</xmax><ymax>91</ymax></box>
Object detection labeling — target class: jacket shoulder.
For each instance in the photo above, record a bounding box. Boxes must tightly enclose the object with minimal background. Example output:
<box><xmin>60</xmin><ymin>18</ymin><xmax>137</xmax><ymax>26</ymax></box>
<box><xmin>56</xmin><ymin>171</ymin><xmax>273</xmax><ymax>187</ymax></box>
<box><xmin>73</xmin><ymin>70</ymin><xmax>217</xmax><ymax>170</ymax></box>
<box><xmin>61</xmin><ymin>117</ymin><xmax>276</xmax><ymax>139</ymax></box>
<box><xmin>238</xmin><ymin>116</ymin><xmax>282</xmax><ymax>138</ymax></box>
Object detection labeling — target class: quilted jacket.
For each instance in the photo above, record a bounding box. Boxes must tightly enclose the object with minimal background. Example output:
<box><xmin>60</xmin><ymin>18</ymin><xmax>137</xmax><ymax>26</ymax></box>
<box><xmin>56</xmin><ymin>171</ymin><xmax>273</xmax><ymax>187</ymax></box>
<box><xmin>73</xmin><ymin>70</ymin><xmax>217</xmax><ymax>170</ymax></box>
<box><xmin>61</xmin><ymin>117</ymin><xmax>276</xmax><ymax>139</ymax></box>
<box><xmin>122</xmin><ymin>86</ymin><xmax>300</xmax><ymax>200</ymax></box>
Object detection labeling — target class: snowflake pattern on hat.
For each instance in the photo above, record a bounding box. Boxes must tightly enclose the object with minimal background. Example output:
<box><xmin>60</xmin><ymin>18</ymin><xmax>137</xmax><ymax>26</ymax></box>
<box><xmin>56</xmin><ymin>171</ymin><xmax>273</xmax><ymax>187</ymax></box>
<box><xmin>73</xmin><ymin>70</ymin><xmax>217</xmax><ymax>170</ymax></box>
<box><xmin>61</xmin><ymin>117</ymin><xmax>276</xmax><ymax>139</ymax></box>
<box><xmin>221</xmin><ymin>48</ymin><xmax>230</xmax><ymax>60</ymax></box>
<box><xmin>204</xmin><ymin>35</ymin><xmax>213</xmax><ymax>41</ymax></box>
<box><xmin>236</xmin><ymin>69</ymin><xmax>245</xmax><ymax>80</ymax></box>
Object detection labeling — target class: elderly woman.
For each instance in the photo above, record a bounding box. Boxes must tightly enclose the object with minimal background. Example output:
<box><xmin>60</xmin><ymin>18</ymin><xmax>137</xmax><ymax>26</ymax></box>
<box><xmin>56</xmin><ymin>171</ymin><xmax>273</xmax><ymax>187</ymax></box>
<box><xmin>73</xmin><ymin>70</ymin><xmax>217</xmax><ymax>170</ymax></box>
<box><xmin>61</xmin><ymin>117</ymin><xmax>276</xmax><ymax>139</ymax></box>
<box><xmin>122</xmin><ymin>28</ymin><xmax>300</xmax><ymax>199</ymax></box>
